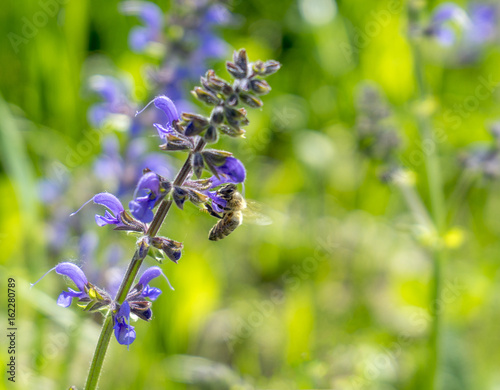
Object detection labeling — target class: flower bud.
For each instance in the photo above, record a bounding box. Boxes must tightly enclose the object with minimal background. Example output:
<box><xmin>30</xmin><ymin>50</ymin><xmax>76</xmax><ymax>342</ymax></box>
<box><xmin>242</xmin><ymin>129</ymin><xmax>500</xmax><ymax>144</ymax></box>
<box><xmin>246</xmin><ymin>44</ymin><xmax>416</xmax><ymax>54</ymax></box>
<box><xmin>191</xmin><ymin>87</ymin><xmax>219</xmax><ymax>105</ymax></box>
<box><xmin>210</xmin><ymin>106</ymin><xmax>225</xmax><ymax>125</ymax></box>
<box><xmin>193</xmin><ymin>152</ymin><xmax>204</xmax><ymax>178</ymax></box>
<box><xmin>250</xmin><ymin>79</ymin><xmax>271</xmax><ymax>95</ymax></box>
<box><xmin>253</xmin><ymin>59</ymin><xmax>281</xmax><ymax>76</ymax></box>
<box><xmin>226</xmin><ymin>62</ymin><xmax>247</xmax><ymax>79</ymax></box>
<box><xmin>233</xmin><ymin>49</ymin><xmax>249</xmax><ymax>75</ymax></box>
<box><xmin>218</xmin><ymin>124</ymin><xmax>246</xmax><ymax>138</ymax></box>
<box><xmin>204</xmin><ymin>125</ymin><xmax>219</xmax><ymax>144</ymax></box>
<box><xmin>151</xmin><ymin>237</ymin><xmax>183</xmax><ymax>263</ymax></box>
<box><xmin>239</xmin><ymin>92</ymin><xmax>263</xmax><ymax>108</ymax></box>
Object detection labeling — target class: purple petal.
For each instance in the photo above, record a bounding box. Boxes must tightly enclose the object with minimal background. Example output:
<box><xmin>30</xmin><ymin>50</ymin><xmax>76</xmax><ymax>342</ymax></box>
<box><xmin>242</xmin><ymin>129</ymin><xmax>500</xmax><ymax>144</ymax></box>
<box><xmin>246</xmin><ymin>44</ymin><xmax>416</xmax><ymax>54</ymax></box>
<box><xmin>434</xmin><ymin>26</ymin><xmax>456</xmax><ymax>46</ymax></box>
<box><xmin>88</xmin><ymin>104</ymin><xmax>109</xmax><ymax>127</ymax></box>
<box><xmin>138</xmin><ymin>266</ymin><xmax>163</xmax><ymax>286</ymax></box>
<box><xmin>153</xmin><ymin>95</ymin><xmax>179</xmax><ymax>123</ymax></box>
<box><xmin>153</xmin><ymin>123</ymin><xmax>173</xmax><ymax>139</ymax></box>
<box><xmin>95</xmin><ymin>212</ymin><xmax>118</xmax><ymax>227</ymax></box>
<box><xmin>93</xmin><ymin>193</ymin><xmax>125</xmax><ymax>215</ymax></box>
<box><xmin>129</xmin><ymin>197</ymin><xmax>155</xmax><ymax>223</ymax></box>
<box><xmin>205</xmin><ymin>190</ymin><xmax>227</xmax><ymax>213</ymax></box>
<box><xmin>134</xmin><ymin>172</ymin><xmax>160</xmax><ymax>198</ymax></box>
<box><xmin>138</xmin><ymin>266</ymin><xmax>174</xmax><ymax>291</ymax></box>
<box><xmin>468</xmin><ymin>4</ymin><xmax>497</xmax><ymax>43</ymax></box>
<box><xmin>141</xmin><ymin>153</ymin><xmax>172</xmax><ymax>178</ymax></box>
<box><xmin>57</xmin><ymin>288</ymin><xmax>85</xmax><ymax>308</ymax></box>
<box><xmin>114</xmin><ymin>301</ymin><xmax>136</xmax><ymax>345</ymax></box>
<box><xmin>129</xmin><ymin>26</ymin><xmax>153</xmax><ymax>52</ymax></box>
<box><xmin>197</xmin><ymin>34</ymin><xmax>228</xmax><ymax>60</ymax></box>
<box><xmin>89</xmin><ymin>76</ymin><xmax>123</xmax><ymax>104</ymax></box>
<box><xmin>204</xmin><ymin>4</ymin><xmax>232</xmax><ymax>25</ymax></box>
<box><xmin>120</xmin><ymin>1</ymin><xmax>164</xmax><ymax>30</ymax></box>
<box><xmin>210</xmin><ymin>157</ymin><xmax>246</xmax><ymax>187</ymax></box>
<box><xmin>142</xmin><ymin>285</ymin><xmax>161</xmax><ymax>301</ymax></box>
<box><xmin>55</xmin><ymin>262</ymin><xmax>88</xmax><ymax>291</ymax></box>
<box><xmin>432</xmin><ymin>3</ymin><xmax>463</xmax><ymax>23</ymax></box>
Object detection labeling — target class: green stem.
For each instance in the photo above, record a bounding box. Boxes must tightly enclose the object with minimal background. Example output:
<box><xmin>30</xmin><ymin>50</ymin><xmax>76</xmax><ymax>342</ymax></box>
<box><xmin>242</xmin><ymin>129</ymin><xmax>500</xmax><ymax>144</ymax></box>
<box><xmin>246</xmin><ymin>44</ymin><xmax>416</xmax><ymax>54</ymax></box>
<box><xmin>410</xmin><ymin>39</ymin><xmax>446</xmax><ymax>390</ymax></box>
<box><xmin>84</xmin><ymin>139</ymin><xmax>206</xmax><ymax>390</ymax></box>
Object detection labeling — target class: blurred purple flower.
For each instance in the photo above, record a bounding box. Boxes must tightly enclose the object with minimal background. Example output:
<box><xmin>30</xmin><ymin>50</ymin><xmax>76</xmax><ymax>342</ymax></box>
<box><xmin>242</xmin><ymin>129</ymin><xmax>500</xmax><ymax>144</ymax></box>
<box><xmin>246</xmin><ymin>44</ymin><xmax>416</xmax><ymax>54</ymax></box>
<box><xmin>88</xmin><ymin>75</ymin><xmax>135</xmax><ymax>128</ymax></box>
<box><xmin>120</xmin><ymin>1</ymin><xmax>164</xmax><ymax>52</ymax></box>
<box><xmin>427</xmin><ymin>3</ymin><xmax>470</xmax><ymax>46</ymax></box>
<box><xmin>94</xmin><ymin>136</ymin><xmax>171</xmax><ymax>196</ymax></box>
<box><xmin>467</xmin><ymin>4</ymin><xmax>497</xmax><ymax>44</ymax></box>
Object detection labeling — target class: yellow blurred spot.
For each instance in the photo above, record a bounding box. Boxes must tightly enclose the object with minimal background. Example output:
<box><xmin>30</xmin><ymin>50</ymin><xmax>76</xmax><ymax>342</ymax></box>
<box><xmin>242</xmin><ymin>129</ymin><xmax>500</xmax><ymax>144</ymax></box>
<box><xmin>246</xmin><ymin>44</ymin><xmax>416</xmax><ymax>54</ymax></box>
<box><xmin>443</xmin><ymin>227</ymin><xmax>465</xmax><ymax>249</ymax></box>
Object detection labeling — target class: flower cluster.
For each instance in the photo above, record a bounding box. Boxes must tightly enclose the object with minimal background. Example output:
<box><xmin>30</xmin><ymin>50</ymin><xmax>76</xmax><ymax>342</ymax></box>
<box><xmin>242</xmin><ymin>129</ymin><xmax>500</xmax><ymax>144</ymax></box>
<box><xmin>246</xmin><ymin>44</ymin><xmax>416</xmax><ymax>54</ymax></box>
<box><xmin>35</xmin><ymin>50</ymin><xmax>280</xmax><ymax>347</ymax></box>
<box><xmin>412</xmin><ymin>2</ymin><xmax>498</xmax><ymax>61</ymax></box>
<box><xmin>32</xmin><ymin>262</ymin><xmax>172</xmax><ymax>345</ymax></box>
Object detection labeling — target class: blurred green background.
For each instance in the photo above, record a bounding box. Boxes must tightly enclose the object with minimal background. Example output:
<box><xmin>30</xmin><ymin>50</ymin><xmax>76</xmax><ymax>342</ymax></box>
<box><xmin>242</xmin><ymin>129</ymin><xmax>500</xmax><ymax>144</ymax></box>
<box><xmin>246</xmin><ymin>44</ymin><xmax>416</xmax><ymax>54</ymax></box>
<box><xmin>2</xmin><ymin>0</ymin><xmax>500</xmax><ymax>389</ymax></box>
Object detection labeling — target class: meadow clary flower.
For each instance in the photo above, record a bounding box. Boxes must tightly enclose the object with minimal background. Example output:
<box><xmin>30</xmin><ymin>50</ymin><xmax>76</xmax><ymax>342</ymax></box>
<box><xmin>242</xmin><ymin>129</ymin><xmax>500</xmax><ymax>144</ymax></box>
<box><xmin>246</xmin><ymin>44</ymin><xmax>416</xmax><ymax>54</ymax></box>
<box><xmin>114</xmin><ymin>266</ymin><xmax>173</xmax><ymax>345</ymax></box>
<box><xmin>129</xmin><ymin>171</ymin><xmax>160</xmax><ymax>223</ymax></box>
<box><xmin>31</xmin><ymin>262</ymin><xmax>112</xmax><ymax>309</ymax></box>
<box><xmin>120</xmin><ymin>1</ymin><xmax>164</xmax><ymax>52</ymax></box>
<box><xmin>137</xmin><ymin>95</ymin><xmax>179</xmax><ymax>139</ymax></box>
<box><xmin>72</xmin><ymin>192</ymin><xmax>126</xmax><ymax>228</ymax></box>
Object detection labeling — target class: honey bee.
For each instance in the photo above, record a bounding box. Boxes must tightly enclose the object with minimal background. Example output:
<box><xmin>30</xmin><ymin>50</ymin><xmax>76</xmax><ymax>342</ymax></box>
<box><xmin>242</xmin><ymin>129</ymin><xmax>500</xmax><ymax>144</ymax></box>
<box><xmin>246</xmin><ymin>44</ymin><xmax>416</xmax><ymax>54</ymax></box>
<box><xmin>206</xmin><ymin>184</ymin><xmax>271</xmax><ymax>241</ymax></box>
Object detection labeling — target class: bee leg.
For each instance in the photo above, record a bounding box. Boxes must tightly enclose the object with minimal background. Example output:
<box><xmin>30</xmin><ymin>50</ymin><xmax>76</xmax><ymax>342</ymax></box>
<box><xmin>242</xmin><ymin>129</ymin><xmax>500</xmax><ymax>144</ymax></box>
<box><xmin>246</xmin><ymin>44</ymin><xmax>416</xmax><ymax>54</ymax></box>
<box><xmin>205</xmin><ymin>203</ymin><xmax>223</xmax><ymax>219</ymax></box>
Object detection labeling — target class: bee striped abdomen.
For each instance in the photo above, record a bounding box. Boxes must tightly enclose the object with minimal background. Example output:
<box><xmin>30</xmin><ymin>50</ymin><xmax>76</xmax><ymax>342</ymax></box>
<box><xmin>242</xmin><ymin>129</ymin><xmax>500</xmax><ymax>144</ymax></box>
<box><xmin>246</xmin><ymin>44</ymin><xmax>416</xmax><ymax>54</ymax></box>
<box><xmin>208</xmin><ymin>211</ymin><xmax>243</xmax><ymax>241</ymax></box>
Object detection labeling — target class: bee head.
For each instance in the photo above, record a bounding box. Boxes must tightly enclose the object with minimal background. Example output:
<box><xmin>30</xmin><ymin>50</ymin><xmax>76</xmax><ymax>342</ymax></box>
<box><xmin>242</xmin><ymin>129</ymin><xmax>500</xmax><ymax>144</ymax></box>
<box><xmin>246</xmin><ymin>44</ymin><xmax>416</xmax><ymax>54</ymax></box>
<box><xmin>217</xmin><ymin>183</ymin><xmax>237</xmax><ymax>200</ymax></box>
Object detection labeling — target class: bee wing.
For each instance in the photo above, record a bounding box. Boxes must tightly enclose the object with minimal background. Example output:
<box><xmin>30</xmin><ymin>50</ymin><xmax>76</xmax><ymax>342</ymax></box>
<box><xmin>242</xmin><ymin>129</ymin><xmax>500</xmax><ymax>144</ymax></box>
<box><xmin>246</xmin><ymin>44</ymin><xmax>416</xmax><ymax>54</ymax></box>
<box><xmin>243</xmin><ymin>200</ymin><xmax>273</xmax><ymax>225</ymax></box>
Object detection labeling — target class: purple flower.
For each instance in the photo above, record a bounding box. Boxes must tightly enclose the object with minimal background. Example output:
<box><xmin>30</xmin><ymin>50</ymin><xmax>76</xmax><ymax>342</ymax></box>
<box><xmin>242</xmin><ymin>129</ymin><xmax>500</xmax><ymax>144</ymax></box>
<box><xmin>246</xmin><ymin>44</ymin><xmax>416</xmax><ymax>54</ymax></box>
<box><xmin>138</xmin><ymin>266</ymin><xmax>174</xmax><ymax>299</ymax></box>
<box><xmin>31</xmin><ymin>262</ymin><xmax>90</xmax><ymax>308</ymax></box>
<box><xmin>120</xmin><ymin>1</ymin><xmax>164</xmax><ymax>52</ymax></box>
<box><xmin>87</xmin><ymin>75</ymin><xmax>135</xmax><ymax>128</ymax></box>
<box><xmin>114</xmin><ymin>301</ymin><xmax>136</xmax><ymax>345</ymax></box>
<box><xmin>467</xmin><ymin>4</ymin><xmax>497</xmax><ymax>44</ymax></box>
<box><xmin>129</xmin><ymin>172</ymin><xmax>160</xmax><ymax>223</ymax></box>
<box><xmin>112</xmin><ymin>266</ymin><xmax>173</xmax><ymax>345</ymax></box>
<box><xmin>94</xmin><ymin>136</ymin><xmax>172</xmax><ymax>196</ymax></box>
<box><xmin>205</xmin><ymin>190</ymin><xmax>227</xmax><ymax>213</ymax></box>
<box><xmin>428</xmin><ymin>3</ymin><xmax>470</xmax><ymax>46</ymax></box>
<box><xmin>137</xmin><ymin>96</ymin><xmax>179</xmax><ymax>139</ymax></box>
<box><xmin>209</xmin><ymin>157</ymin><xmax>246</xmax><ymax>187</ymax></box>
<box><xmin>71</xmin><ymin>192</ymin><xmax>126</xmax><ymax>228</ymax></box>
